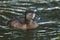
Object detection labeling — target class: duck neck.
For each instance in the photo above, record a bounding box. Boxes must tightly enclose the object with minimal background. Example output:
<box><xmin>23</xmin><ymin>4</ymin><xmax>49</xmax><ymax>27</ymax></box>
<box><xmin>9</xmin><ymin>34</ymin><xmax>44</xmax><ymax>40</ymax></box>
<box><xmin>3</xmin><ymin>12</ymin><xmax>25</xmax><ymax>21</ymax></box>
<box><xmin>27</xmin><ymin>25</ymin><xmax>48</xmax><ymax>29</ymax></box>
<box><xmin>25</xmin><ymin>19</ymin><xmax>32</xmax><ymax>24</ymax></box>
<box><xmin>25</xmin><ymin>19</ymin><xmax>30</xmax><ymax>24</ymax></box>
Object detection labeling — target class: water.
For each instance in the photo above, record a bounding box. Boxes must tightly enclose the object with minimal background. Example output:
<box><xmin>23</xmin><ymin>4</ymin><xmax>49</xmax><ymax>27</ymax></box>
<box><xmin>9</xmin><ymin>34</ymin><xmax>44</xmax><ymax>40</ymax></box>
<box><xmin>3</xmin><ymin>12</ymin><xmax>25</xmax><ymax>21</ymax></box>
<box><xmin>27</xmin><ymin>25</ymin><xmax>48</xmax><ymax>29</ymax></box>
<box><xmin>0</xmin><ymin>0</ymin><xmax>60</xmax><ymax>40</ymax></box>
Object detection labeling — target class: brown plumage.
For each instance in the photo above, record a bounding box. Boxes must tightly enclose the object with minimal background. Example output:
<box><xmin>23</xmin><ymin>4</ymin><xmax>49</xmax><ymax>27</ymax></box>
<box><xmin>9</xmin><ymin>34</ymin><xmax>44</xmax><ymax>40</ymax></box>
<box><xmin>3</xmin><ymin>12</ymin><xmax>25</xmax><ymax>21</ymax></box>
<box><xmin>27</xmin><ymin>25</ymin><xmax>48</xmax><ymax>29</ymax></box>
<box><xmin>7</xmin><ymin>10</ymin><xmax>38</xmax><ymax>30</ymax></box>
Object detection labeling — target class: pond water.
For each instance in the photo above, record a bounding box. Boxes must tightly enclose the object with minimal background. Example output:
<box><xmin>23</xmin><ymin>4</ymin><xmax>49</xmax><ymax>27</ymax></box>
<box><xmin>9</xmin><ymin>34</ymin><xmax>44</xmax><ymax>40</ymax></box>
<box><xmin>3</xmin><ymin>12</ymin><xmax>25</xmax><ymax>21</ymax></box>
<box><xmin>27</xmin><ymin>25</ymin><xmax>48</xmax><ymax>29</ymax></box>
<box><xmin>0</xmin><ymin>0</ymin><xmax>60</xmax><ymax>40</ymax></box>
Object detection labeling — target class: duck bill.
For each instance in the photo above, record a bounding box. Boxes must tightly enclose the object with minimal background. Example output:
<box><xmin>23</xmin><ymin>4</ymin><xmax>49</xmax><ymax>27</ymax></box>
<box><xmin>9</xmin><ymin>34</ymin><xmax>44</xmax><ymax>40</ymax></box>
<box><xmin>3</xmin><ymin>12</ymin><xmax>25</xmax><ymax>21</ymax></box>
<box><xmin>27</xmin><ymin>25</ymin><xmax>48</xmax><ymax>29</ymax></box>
<box><xmin>32</xmin><ymin>13</ymin><xmax>36</xmax><ymax>19</ymax></box>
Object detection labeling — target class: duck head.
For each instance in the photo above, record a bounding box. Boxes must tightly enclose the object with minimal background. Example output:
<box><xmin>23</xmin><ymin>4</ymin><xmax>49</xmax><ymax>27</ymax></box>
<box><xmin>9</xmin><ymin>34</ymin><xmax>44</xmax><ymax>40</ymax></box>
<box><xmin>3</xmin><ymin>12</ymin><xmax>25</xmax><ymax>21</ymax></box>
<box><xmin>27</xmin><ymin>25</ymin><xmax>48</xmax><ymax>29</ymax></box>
<box><xmin>25</xmin><ymin>10</ymin><xmax>36</xmax><ymax>21</ymax></box>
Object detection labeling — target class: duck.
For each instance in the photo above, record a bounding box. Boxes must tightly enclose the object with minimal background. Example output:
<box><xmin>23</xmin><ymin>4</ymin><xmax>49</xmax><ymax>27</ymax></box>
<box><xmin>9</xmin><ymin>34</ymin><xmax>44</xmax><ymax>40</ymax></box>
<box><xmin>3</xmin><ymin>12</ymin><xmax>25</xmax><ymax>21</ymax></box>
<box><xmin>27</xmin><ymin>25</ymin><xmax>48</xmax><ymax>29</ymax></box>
<box><xmin>7</xmin><ymin>10</ymin><xmax>39</xmax><ymax>30</ymax></box>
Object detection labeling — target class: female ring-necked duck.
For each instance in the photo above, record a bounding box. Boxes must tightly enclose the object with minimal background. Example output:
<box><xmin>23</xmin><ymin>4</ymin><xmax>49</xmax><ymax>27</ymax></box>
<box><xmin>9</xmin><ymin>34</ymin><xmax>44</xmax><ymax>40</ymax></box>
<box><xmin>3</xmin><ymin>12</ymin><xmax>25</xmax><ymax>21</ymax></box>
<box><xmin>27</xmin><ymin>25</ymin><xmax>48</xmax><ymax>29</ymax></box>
<box><xmin>7</xmin><ymin>10</ymin><xmax>39</xmax><ymax>30</ymax></box>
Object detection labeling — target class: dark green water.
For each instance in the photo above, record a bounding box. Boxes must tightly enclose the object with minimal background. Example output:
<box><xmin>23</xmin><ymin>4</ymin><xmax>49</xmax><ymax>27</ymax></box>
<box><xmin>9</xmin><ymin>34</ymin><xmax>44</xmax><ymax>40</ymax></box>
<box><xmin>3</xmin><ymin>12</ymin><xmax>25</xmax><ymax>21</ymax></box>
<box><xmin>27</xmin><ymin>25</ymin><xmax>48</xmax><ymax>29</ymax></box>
<box><xmin>0</xmin><ymin>0</ymin><xmax>60</xmax><ymax>40</ymax></box>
